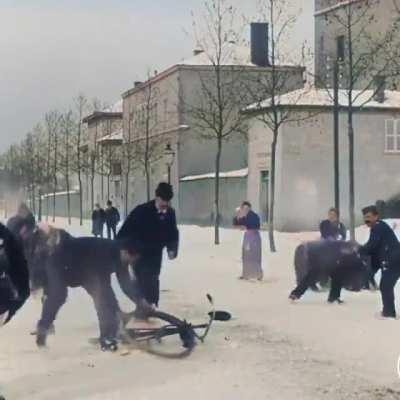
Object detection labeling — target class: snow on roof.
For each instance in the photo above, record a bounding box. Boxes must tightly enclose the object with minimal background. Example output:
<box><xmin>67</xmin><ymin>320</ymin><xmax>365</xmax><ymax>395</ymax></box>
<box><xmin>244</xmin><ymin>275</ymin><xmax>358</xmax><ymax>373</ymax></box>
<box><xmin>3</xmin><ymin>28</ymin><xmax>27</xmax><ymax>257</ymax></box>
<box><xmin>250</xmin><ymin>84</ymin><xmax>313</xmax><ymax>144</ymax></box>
<box><xmin>246</xmin><ymin>88</ymin><xmax>400</xmax><ymax>112</ymax></box>
<box><xmin>103</xmin><ymin>99</ymin><xmax>123</xmax><ymax>113</ymax></box>
<box><xmin>97</xmin><ymin>129</ymin><xmax>123</xmax><ymax>143</ymax></box>
<box><xmin>41</xmin><ymin>190</ymin><xmax>79</xmax><ymax>199</ymax></box>
<box><xmin>180</xmin><ymin>168</ymin><xmax>248</xmax><ymax>182</ymax></box>
<box><xmin>179</xmin><ymin>43</ymin><xmax>298</xmax><ymax>68</ymax></box>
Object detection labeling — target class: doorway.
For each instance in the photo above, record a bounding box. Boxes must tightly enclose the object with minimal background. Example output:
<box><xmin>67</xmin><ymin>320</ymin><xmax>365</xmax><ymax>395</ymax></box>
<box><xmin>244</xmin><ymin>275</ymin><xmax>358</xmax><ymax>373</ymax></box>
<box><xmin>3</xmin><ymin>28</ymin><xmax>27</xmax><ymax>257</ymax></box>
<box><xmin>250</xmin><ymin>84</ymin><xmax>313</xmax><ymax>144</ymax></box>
<box><xmin>260</xmin><ymin>170</ymin><xmax>269</xmax><ymax>223</ymax></box>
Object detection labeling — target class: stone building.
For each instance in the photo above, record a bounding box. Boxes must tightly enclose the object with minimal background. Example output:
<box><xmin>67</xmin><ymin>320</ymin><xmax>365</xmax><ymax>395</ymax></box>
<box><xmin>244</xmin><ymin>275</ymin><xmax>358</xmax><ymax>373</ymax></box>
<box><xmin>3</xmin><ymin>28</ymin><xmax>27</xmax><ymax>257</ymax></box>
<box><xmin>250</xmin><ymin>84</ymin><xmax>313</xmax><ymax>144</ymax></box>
<box><xmin>121</xmin><ymin>26</ymin><xmax>305</xmax><ymax>221</ymax></box>
<box><xmin>246</xmin><ymin>87</ymin><xmax>400</xmax><ymax>231</ymax></box>
<box><xmin>314</xmin><ymin>0</ymin><xmax>400</xmax><ymax>89</ymax></box>
<box><xmin>82</xmin><ymin>100</ymin><xmax>123</xmax><ymax>213</ymax></box>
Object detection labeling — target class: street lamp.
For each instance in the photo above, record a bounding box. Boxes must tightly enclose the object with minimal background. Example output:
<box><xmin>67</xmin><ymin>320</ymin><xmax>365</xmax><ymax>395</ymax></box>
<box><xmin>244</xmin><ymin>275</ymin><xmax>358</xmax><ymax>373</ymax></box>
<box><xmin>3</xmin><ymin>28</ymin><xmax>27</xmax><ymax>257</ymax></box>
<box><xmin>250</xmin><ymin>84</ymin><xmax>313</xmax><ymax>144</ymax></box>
<box><xmin>164</xmin><ymin>143</ymin><xmax>175</xmax><ymax>185</ymax></box>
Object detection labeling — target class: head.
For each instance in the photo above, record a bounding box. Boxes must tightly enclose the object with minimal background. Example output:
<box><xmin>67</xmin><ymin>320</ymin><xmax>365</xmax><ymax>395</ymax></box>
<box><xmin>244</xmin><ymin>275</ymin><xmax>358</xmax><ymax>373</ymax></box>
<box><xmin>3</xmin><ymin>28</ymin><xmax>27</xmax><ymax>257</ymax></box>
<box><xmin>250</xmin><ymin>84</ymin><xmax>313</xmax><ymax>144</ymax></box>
<box><xmin>240</xmin><ymin>201</ymin><xmax>252</xmax><ymax>216</ymax></box>
<box><xmin>328</xmin><ymin>207</ymin><xmax>339</xmax><ymax>223</ymax></box>
<box><xmin>106</xmin><ymin>200</ymin><xmax>112</xmax><ymax>209</ymax></box>
<box><xmin>155</xmin><ymin>182</ymin><xmax>174</xmax><ymax>212</ymax></box>
<box><xmin>362</xmin><ymin>205</ymin><xmax>380</xmax><ymax>228</ymax></box>
<box><xmin>18</xmin><ymin>203</ymin><xmax>31</xmax><ymax>218</ymax></box>
<box><xmin>95</xmin><ymin>203</ymin><xmax>100</xmax><ymax>210</ymax></box>
<box><xmin>23</xmin><ymin>224</ymin><xmax>63</xmax><ymax>293</ymax></box>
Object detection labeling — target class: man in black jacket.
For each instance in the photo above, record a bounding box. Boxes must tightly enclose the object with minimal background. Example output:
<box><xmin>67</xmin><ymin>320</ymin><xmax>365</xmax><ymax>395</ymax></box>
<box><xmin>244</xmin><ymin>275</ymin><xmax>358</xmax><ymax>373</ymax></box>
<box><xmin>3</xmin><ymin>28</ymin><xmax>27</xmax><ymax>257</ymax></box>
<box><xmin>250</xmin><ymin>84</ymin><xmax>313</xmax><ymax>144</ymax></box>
<box><xmin>320</xmin><ymin>208</ymin><xmax>346</xmax><ymax>241</ymax></box>
<box><xmin>360</xmin><ymin>205</ymin><xmax>400</xmax><ymax>318</ymax></box>
<box><xmin>105</xmin><ymin>200</ymin><xmax>120</xmax><ymax>240</ymax></box>
<box><xmin>117</xmin><ymin>183</ymin><xmax>179</xmax><ymax>316</ymax></box>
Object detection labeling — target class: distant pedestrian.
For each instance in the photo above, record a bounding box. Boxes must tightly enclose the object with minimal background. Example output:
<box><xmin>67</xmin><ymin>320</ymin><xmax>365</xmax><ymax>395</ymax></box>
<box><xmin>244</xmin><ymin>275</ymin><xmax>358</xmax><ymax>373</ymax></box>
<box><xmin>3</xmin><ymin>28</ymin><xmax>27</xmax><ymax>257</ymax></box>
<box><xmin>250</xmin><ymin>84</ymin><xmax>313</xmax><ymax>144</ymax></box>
<box><xmin>105</xmin><ymin>200</ymin><xmax>120</xmax><ymax>240</ymax></box>
<box><xmin>233</xmin><ymin>201</ymin><xmax>263</xmax><ymax>281</ymax></box>
<box><xmin>320</xmin><ymin>208</ymin><xmax>346</xmax><ymax>241</ymax></box>
<box><xmin>92</xmin><ymin>203</ymin><xmax>105</xmax><ymax>238</ymax></box>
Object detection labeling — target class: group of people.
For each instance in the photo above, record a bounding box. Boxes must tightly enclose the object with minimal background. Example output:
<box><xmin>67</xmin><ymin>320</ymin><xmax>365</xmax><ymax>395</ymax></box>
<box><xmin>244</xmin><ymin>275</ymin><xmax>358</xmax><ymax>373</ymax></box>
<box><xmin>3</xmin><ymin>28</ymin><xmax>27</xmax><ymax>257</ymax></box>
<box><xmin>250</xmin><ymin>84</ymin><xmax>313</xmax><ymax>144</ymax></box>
<box><xmin>91</xmin><ymin>200</ymin><xmax>121</xmax><ymax>239</ymax></box>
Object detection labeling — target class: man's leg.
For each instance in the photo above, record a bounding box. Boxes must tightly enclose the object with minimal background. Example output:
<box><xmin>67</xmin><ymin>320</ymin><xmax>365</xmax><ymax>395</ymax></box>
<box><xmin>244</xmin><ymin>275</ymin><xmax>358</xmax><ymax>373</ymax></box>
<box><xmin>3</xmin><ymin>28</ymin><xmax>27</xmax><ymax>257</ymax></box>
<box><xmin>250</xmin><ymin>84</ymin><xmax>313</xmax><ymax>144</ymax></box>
<box><xmin>327</xmin><ymin>271</ymin><xmax>343</xmax><ymax>303</ymax></box>
<box><xmin>84</xmin><ymin>274</ymin><xmax>120</xmax><ymax>351</ymax></box>
<box><xmin>112</xmin><ymin>225</ymin><xmax>117</xmax><ymax>240</ymax></box>
<box><xmin>36</xmin><ymin>266</ymin><xmax>68</xmax><ymax>347</ymax></box>
<box><xmin>380</xmin><ymin>268</ymin><xmax>400</xmax><ymax>318</ymax></box>
<box><xmin>290</xmin><ymin>268</ymin><xmax>320</xmax><ymax>300</ymax></box>
<box><xmin>106</xmin><ymin>224</ymin><xmax>111</xmax><ymax>240</ymax></box>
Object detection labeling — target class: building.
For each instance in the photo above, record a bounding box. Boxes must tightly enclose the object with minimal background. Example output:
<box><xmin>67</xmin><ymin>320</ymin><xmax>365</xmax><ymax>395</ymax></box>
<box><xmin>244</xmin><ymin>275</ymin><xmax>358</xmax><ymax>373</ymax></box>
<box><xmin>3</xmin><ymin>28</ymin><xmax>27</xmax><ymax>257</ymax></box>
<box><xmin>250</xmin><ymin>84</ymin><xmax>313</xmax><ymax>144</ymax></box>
<box><xmin>315</xmin><ymin>0</ymin><xmax>400</xmax><ymax>89</ymax></box>
<box><xmin>246</xmin><ymin>87</ymin><xmax>400</xmax><ymax>231</ymax></box>
<box><xmin>82</xmin><ymin>101</ymin><xmax>123</xmax><ymax>213</ymax></box>
<box><xmin>121</xmin><ymin>24</ymin><xmax>305</xmax><ymax>222</ymax></box>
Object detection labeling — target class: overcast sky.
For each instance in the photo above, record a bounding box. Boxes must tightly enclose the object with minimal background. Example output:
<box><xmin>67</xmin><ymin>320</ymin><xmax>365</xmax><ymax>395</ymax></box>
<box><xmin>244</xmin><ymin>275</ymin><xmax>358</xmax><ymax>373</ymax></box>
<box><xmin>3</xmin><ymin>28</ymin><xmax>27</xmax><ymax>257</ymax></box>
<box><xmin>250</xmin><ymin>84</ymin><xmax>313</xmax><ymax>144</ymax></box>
<box><xmin>0</xmin><ymin>0</ymin><xmax>314</xmax><ymax>151</ymax></box>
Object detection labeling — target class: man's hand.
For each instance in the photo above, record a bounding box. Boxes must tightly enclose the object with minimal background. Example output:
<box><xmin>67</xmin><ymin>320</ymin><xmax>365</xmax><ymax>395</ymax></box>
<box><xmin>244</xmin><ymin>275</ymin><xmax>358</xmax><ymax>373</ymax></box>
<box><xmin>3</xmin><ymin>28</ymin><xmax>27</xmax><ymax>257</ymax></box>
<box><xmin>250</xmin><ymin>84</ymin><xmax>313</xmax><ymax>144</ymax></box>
<box><xmin>168</xmin><ymin>251</ymin><xmax>177</xmax><ymax>260</ymax></box>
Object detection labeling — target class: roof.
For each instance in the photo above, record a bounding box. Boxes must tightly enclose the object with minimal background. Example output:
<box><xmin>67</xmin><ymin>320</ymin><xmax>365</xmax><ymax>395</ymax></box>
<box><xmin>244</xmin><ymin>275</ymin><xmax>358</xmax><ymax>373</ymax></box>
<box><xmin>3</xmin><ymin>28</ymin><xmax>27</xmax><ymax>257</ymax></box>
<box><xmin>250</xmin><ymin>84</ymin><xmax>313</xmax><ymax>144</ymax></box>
<box><xmin>245</xmin><ymin>88</ymin><xmax>400</xmax><ymax>113</ymax></box>
<box><xmin>122</xmin><ymin>43</ymin><xmax>302</xmax><ymax>98</ymax></box>
<box><xmin>180</xmin><ymin>168</ymin><xmax>248</xmax><ymax>182</ymax></box>
<box><xmin>97</xmin><ymin>129</ymin><xmax>123</xmax><ymax>144</ymax></box>
<box><xmin>82</xmin><ymin>100</ymin><xmax>123</xmax><ymax>123</ymax></box>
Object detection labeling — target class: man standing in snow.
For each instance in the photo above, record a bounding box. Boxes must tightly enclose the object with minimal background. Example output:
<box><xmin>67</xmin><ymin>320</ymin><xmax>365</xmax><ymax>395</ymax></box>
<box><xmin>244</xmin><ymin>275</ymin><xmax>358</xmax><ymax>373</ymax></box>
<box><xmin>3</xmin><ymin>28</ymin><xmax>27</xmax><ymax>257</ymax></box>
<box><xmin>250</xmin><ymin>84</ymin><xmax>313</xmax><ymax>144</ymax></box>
<box><xmin>360</xmin><ymin>205</ymin><xmax>400</xmax><ymax>318</ymax></box>
<box><xmin>105</xmin><ymin>200</ymin><xmax>120</xmax><ymax>240</ymax></box>
<box><xmin>117</xmin><ymin>183</ymin><xmax>179</xmax><ymax>318</ymax></box>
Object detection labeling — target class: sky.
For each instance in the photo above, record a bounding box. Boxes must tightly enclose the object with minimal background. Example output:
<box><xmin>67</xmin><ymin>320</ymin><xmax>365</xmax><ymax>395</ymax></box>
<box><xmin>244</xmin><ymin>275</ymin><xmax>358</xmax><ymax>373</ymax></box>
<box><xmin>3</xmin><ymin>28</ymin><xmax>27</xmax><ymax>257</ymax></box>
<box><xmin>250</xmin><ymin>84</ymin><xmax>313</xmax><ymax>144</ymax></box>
<box><xmin>0</xmin><ymin>0</ymin><xmax>314</xmax><ymax>151</ymax></box>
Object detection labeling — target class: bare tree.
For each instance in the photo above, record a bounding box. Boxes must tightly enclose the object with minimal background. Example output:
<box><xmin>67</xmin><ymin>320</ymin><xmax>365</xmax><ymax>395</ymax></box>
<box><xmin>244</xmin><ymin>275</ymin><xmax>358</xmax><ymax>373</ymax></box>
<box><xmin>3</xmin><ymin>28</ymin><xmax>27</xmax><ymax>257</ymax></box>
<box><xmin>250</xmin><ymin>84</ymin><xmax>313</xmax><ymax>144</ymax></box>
<box><xmin>320</xmin><ymin>0</ymin><xmax>400</xmax><ymax>239</ymax></box>
<box><xmin>74</xmin><ymin>94</ymin><xmax>89</xmax><ymax>225</ymax></box>
<box><xmin>185</xmin><ymin>0</ymin><xmax>249</xmax><ymax>245</ymax></box>
<box><xmin>133</xmin><ymin>74</ymin><xmax>166</xmax><ymax>201</ymax></box>
<box><xmin>244</xmin><ymin>0</ymin><xmax>309</xmax><ymax>252</ymax></box>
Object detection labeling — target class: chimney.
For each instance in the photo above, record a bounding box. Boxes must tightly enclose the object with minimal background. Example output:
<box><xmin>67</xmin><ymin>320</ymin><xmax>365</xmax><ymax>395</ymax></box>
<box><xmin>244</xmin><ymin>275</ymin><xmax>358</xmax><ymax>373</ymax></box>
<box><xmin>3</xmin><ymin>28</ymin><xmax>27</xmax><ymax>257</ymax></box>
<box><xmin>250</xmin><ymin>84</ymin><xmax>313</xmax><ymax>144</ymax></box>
<box><xmin>134</xmin><ymin>81</ymin><xmax>143</xmax><ymax>88</ymax></box>
<box><xmin>251</xmin><ymin>22</ymin><xmax>269</xmax><ymax>67</ymax></box>
<box><xmin>374</xmin><ymin>75</ymin><xmax>386</xmax><ymax>103</ymax></box>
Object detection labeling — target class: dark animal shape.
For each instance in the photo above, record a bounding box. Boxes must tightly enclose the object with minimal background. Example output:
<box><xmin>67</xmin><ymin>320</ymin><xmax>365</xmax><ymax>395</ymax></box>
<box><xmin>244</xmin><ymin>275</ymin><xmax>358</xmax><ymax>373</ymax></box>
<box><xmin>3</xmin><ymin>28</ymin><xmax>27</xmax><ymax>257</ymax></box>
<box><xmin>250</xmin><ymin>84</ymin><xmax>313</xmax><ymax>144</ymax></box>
<box><xmin>291</xmin><ymin>240</ymin><xmax>367</xmax><ymax>303</ymax></box>
<box><xmin>0</xmin><ymin>222</ymin><xmax>30</xmax><ymax>324</ymax></box>
<box><xmin>24</xmin><ymin>225</ymin><xmax>141</xmax><ymax>351</ymax></box>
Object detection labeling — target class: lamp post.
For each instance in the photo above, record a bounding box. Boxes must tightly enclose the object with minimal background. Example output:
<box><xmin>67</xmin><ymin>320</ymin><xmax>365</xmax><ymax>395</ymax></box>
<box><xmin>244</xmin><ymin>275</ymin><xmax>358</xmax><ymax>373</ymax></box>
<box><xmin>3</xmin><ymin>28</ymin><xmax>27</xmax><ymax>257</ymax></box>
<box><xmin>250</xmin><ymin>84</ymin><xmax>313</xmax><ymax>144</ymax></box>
<box><xmin>164</xmin><ymin>143</ymin><xmax>175</xmax><ymax>185</ymax></box>
<box><xmin>326</xmin><ymin>55</ymin><xmax>341</xmax><ymax>215</ymax></box>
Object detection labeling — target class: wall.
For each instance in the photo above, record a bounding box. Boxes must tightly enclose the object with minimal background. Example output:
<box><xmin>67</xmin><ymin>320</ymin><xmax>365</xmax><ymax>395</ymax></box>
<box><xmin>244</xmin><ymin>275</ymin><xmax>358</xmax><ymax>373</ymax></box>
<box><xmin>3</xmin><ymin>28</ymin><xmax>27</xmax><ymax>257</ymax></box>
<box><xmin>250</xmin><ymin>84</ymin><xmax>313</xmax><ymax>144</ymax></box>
<box><xmin>266</xmin><ymin>109</ymin><xmax>400</xmax><ymax>231</ymax></box>
<box><xmin>40</xmin><ymin>192</ymin><xmax>84</xmax><ymax>219</ymax></box>
<box><xmin>315</xmin><ymin>0</ymin><xmax>399</xmax><ymax>89</ymax></box>
<box><xmin>179</xmin><ymin>176</ymin><xmax>247</xmax><ymax>226</ymax></box>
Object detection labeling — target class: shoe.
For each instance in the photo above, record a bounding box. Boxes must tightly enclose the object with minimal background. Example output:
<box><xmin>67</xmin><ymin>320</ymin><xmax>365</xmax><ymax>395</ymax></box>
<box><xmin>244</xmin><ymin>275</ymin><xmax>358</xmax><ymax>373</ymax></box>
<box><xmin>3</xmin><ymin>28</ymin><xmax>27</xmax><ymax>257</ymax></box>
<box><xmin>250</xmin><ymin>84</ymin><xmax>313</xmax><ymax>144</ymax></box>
<box><xmin>100</xmin><ymin>338</ymin><xmax>118</xmax><ymax>352</ymax></box>
<box><xmin>289</xmin><ymin>293</ymin><xmax>300</xmax><ymax>301</ymax></box>
<box><xmin>376</xmin><ymin>312</ymin><xmax>397</xmax><ymax>320</ymax></box>
<box><xmin>328</xmin><ymin>298</ymin><xmax>344</xmax><ymax>304</ymax></box>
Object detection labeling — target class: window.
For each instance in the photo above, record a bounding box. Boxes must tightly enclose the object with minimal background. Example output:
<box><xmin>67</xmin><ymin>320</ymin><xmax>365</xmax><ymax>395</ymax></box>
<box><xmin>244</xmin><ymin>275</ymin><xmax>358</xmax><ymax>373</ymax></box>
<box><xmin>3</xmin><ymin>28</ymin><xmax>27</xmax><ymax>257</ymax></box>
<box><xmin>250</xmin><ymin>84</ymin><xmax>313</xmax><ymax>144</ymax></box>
<box><xmin>336</xmin><ymin>35</ymin><xmax>345</xmax><ymax>62</ymax></box>
<box><xmin>385</xmin><ymin>119</ymin><xmax>400</xmax><ymax>153</ymax></box>
<box><xmin>111</xmin><ymin>162</ymin><xmax>122</xmax><ymax>176</ymax></box>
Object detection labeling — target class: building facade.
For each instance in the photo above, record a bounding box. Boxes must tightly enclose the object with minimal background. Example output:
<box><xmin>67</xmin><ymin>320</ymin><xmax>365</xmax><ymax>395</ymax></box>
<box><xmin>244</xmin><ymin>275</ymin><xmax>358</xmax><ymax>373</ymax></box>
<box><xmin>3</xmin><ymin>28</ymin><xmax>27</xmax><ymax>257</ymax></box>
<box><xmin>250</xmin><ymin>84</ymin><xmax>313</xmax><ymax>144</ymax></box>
<box><xmin>315</xmin><ymin>0</ymin><xmax>400</xmax><ymax>89</ymax></box>
<box><xmin>121</xmin><ymin>44</ymin><xmax>305</xmax><ymax>220</ymax></box>
<box><xmin>82</xmin><ymin>101</ymin><xmax>123</xmax><ymax>214</ymax></box>
<box><xmin>247</xmin><ymin>88</ymin><xmax>400</xmax><ymax>231</ymax></box>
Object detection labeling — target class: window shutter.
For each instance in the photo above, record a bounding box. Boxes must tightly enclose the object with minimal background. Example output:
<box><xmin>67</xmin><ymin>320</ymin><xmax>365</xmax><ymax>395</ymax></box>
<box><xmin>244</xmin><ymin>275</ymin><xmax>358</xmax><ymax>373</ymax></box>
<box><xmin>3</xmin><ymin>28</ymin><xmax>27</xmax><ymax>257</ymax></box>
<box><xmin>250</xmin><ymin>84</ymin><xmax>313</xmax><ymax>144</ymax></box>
<box><xmin>385</xmin><ymin>120</ymin><xmax>395</xmax><ymax>152</ymax></box>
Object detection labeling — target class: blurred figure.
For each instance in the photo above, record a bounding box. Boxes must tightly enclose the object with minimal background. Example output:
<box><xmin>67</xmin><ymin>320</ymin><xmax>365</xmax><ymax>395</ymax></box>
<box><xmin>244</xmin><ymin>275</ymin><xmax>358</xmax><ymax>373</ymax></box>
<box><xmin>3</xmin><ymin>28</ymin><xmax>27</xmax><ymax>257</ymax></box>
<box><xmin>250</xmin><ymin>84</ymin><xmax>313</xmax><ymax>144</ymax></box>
<box><xmin>105</xmin><ymin>200</ymin><xmax>120</xmax><ymax>240</ymax></box>
<box><xmin>233</xmin><ymin>201</ymin><xmax>263</xmax><ymax>281</ymax></box>
<box><xmin>7</xmin><ymin>203</ymin><xmax>36</xmax><ymax>240</ymax></box>
<box><xmin>320</xmin><ymin>207</ymin><xmax>346</xmax><ymax>241</ymax></box>
<box><xmin>91</xmin><ymin>203</ymin><xmax>105</xmax><ymax>238</ymax></box>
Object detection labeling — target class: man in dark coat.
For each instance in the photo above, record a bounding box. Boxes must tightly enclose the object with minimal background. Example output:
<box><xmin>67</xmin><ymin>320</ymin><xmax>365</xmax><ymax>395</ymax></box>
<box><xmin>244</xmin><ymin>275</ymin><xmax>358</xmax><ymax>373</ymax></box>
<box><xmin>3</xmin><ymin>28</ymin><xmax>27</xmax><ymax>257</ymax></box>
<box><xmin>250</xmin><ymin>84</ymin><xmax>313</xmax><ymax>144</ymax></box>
<box><xmin>359</xmin><ymin>205</ymin><xmax>400</xmax><ymax>318</ymax></box>
<box><xmin>0</xmin><ymin>222</ymin><xmax>30</xmax><ymax>325</ymax></box>
<box><xmin>92</xmin><ymin>203</ymin><xmax>106</xmax><ymax>238</ymax></box>
<box><xmin>7</xmin><ymin>203</ymin><xmax>36</xmax><ymax>240</ymax></box>
<box><xmin>320</xmin><ymin>207</ymin><xmax>346</xmax><ymax>241</ymax></box>
<box><xmin>117</xmin><ymin>183</ymin><xmax>179</xmax><ymax>316</ymax></box>
<box><xmin>105</xmin><ymin>200</ymin><xmax>120</xmax><ymax>240</ymax></box>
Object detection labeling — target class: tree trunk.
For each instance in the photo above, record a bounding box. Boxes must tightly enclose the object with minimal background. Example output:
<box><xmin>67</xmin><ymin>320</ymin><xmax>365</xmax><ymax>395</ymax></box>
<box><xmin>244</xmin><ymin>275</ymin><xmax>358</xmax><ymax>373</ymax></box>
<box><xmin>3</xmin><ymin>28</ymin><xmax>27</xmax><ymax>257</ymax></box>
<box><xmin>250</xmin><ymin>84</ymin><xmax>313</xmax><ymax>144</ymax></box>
<box><xmin>124</xmin><ymin>173</ymin><xmax>129</xmax><ymax>218</ymax></box>
<box><xmin>90</xmin><ymin>176</ymin><xmax>95</xmax><ymax>212</ymax></box>
<box><xmin>145</xmin><ymin>165</ymin><xmax>151</xmax><ymax>202</ymax></box>
<box><xmin>214</xmin><ymin>139</ymin><xmax>222</xmax><ymax>245</ymax></box>
<box><xmin>348</xmin><ymin>113</ymin><xmax>356</xmax><ymax>240</ymax></box>
<box><xmin>268</xmin><ymin>131</ymin><xmax>278</xmax><ymax>253</ymax></box>
<box><xmin>77</xmin><ymin>125</ymin><xmax>83</xmax><ymax>226</ymax></box>
<box><xmin>66</xmin><ymin>177</ymin><xmax>71</xmax><ymax>225</ymax></box>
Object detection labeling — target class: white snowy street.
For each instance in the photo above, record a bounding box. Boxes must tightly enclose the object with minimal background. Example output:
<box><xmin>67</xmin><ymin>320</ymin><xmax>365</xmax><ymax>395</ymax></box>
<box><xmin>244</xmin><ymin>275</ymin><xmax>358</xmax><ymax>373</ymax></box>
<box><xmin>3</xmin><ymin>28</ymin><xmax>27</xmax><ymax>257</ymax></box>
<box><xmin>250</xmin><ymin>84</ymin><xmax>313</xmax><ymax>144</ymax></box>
<box><xmin>1</xmin><ymin>220</ymin><xmax>400</xmax><ymax>399</ymax></box>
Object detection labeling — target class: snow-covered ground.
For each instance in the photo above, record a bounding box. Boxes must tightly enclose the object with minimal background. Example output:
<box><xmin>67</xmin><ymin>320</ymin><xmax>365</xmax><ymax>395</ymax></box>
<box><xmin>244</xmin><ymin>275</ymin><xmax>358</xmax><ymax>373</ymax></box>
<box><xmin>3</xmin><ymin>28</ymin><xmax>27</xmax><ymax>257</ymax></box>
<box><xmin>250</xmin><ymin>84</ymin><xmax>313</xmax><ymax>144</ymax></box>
<box><xmin>1</xmin><ymin>219</ymin><xmax>400</xmax><ymax>399</ymax></box>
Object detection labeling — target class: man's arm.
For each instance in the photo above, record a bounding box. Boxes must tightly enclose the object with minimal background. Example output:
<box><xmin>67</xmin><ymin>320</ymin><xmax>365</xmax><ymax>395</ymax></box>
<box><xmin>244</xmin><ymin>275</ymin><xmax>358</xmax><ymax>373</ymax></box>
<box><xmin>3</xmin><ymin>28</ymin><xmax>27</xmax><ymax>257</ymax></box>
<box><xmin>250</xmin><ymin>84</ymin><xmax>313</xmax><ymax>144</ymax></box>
<box><xmin>360</xmin><ymin>225</ymin><xmax>381</xmax><ymax>256</ymax></box>
<box><xmin>166</xmin><ymin>210</ymin><xmax>179</xmax><ymax>259</ymax></box>
<box><xmin>116</xmin><ymin>207</ymin><xmax>141</xmax><ymax>242</ymax></box>
<box><xmin>320</xmin><ymin>221</ymin><xmax>330</xmax><ymax>239</ymax></box>
<box><xmin>339</xmin><ymin>223</ymin><xmax>347</xmax><ymax>240</ymax></box>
